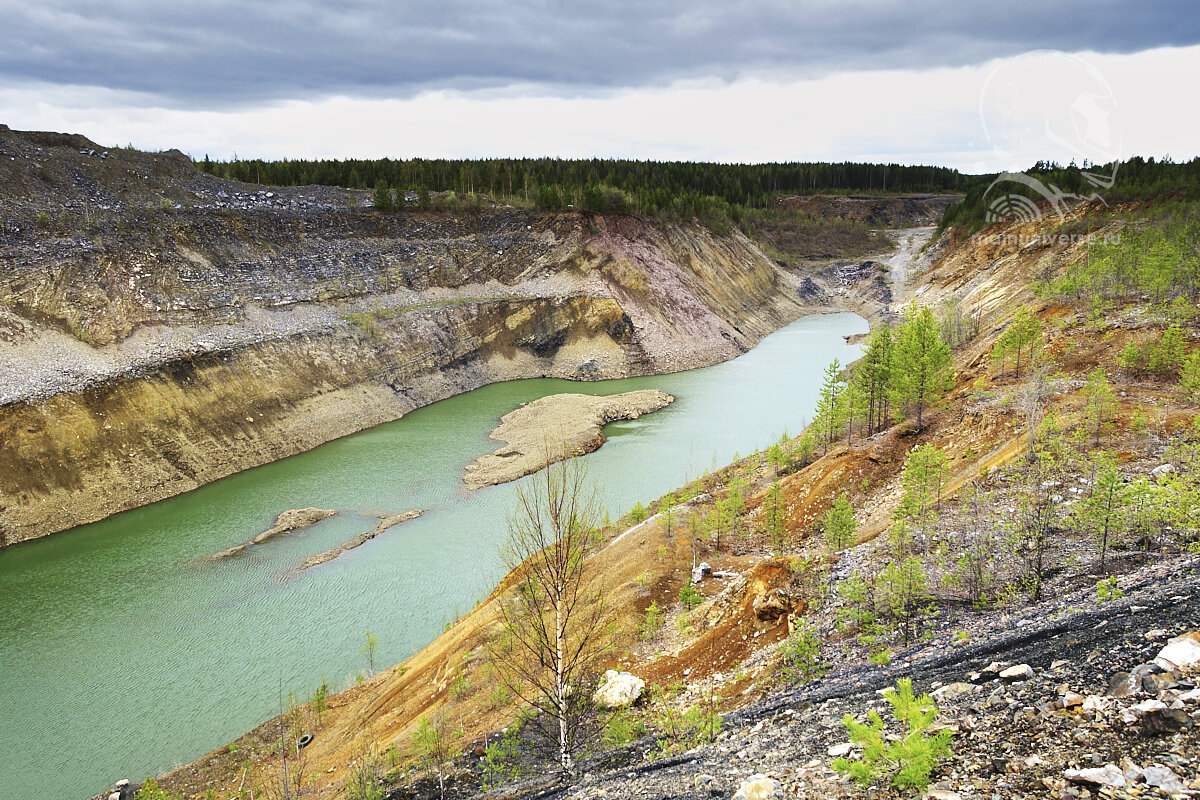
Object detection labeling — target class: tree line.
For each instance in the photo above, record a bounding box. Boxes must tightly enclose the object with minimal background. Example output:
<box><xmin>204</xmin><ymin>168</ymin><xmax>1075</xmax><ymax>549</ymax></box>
<box><xmin>198</xmin><ymin>154</ymin><xmax>967</xmax><ymax>216</ymax></box>
<box><xmin>938</xmin><ymin>156</ymin><xmax>1200</xmax><ymax>236</ymax></box>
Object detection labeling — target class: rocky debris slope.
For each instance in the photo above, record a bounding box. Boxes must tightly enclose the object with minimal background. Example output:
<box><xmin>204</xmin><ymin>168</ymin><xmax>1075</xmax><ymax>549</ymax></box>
<box><xmin>775</xmin><ymin>195</ymin><xmax>959</xmax><ymax>228</ymax></box>
<box><xmin>482</xmin><ymin>556</ymin><xmax>1200</xmax><ymax>800</ymax></box>
<box><xmin>0</xmin><ymin>128</ymin><xmax>821</xmax><ymax>545</ymax></box>
<box><xmin>462</xmin><ymin>390</ymin><xmax>675</xmax><ymax>489</ymax></box>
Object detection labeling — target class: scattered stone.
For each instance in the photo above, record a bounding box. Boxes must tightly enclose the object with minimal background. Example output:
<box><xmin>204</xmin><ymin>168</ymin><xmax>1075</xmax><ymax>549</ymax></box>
<box><xmin>925</xmin><ymin>790</ymin><xmax>963</xmax><ymax>800</ymax></box>
<box><xmin>1141</xmin><ymin>707</ymin><xmax>1194</xmax><ymax>735</ymax></box>
<box><xmin>593</xmin><ymin>670</ymin><xmax>645</xmax><ymax>709</ymax></box>
<box><xmin>1155</xmin><ymin>633</ymin><xmax>1200</xmax><ymax>675</ymax></box>
<box><xmin>932</xmin><ymin>682</ymin><xmax>978</xmax><ymax>702</ymax></box>
<box><xmin>1064</xmin><ymin>764</ymin><xmax>1126</xmax><ymax>787</ymax></box>
<box><xmin>1000</xmin><ymin>664</ymin><xmax>1036</xmax><ymax>682</ymax></box>
<box><xmin>827</xmin><ymin>742</ymin><xmax>854</xmax><ymax>757</ymax></box>
<box><xmin>1143</xmin><ymin>764</ymin><xmax>1187</xmax><ymax>794</ymax></box>
<box><xmin>732</xmin><ymin>774</ymin><xmax>783</xmax><ymax>800</ymax></box>
<box><xmin>1108</xmin><ymin>671</ymin><xmax>1142</xmax><ymax>698</ymax></box>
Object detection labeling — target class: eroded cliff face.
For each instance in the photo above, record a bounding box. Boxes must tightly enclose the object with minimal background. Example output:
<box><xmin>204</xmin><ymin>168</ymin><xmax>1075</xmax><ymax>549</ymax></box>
<box><xmin>0</xmin><ymin>129</ymin><xmax>817</xmax><ymax>544</ymax></box>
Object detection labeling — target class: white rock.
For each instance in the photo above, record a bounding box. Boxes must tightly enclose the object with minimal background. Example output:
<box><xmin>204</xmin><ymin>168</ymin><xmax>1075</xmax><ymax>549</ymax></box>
<box><xmin>1132</xmin><ymin>699</ymin><xmax>1168</xmax><ymax>714</ymax></box>
<box><xmin>592</xmin><ymin>670</ymin><xmax>645</xmax><ymax>709</ymax></box>
<box><xmin>733</xmin><ymin>774</ymin><xmax>783</xmax><ymax>800</ymax></box>
<box><xmin>1064</xmin><ymin>764</ymin><xmax>1126</xmax><ymax>787</ymax></box>
<box><xmin>931</xmin><ymin>682</ymin><xmax>978</xmax><ymax>701</ymax></box>
<box><xmin>1082</xmin><ymin>695</ymin><xmax>1109</xmax><ymax>712</ymax></box>
<box><xmin>1144</xmin><ymin>764</ymin><xmax>1187</xmax><ymax>795</ymax></box>
<box><xmin>1000</xmin><ymin>664</ymin><xmax>1035</xmax><ymax>681</ymax></box>
<box><xmin>827</xmin><ymin>742</ymin><xmax>854</xmax><ymax>757</ymax></box>
<box><xmin>1154</xmin><ymin>634</ymin><xmax>1200</xmax><ymax>675</ymax></box>
<box><xmin>926</xmin><ymin>791</ymin><xmax>963</xmax><ymax>800</ymax></box>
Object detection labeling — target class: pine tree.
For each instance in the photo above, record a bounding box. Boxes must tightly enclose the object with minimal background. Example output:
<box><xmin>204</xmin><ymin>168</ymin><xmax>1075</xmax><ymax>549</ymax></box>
<box><xmin>890</xmin><ymin>303</ymin><xmax>954</xmax><ymax>429</ymax></box>
<box><xmin>1083</xmin><ymin>367</ymin><xmax>1118</xmax><ymax>447</ymax></box>
<box><xmin>1148</xmin><ymin>324</ymin><xmax>1187</xmax><ymax>377</ymax></box>
<box><xmin>822</xmin><ymin>492</ymin><xmax>858</xmax><ymax>551</ymax></box>
<box><xmin>855</xmin><ymin>324</ymin><xmax>893</xmax><ymax>435</ymax></box>
<box><xmin>815</xmin><ymin>359</ymin><xmax>845</xmax><ymax>453</ymax></box>
<box><xmin>1075</xmin><ymin>453</ymin><xmax>1126</xmax><ymax>572</ymax></box>
<box><xmin>762</xmin><ymin>480</ymin><xmax>788</xmax><ymax>552</ymax></box>
<box><xmin>878</xmin><ymin>558</ymin><xmax>933</xmax><ymax>646</ymax></box>
<box><xmin>896</xmin><ymin>444</ymin><xmax>948</xmax><ymax>542</ymax></box>
<box><xmin>372</xmin><ymin>180</ymin><xmax>394</xmax><ymax>212</ymax></box>
<box><xmin>840</xmin><ymin>380</ymin><xmax>867</xmax><ymax>447</ymax></box>
<box><xmin>1181</xmin><ymin>351</ymin><xmax>1200</xmax><ymax>402</ymax></box>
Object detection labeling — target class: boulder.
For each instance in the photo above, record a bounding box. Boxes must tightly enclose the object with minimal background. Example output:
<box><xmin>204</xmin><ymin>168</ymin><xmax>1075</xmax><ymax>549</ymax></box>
<box><xmin>1154</xmin><ymin>633</ymin><xmax>1200</xmax><ymax>675</ymax></box>
<box><xmin>733</xmin><ymin>774</ymin><xmax>783</xmax><ymax>800</ymax></box>
<box><xmin>691</xmin><ymin>561</ymin><xmax>712</xmax><ymax>583</ymax></box>
<box><xmin>593</xmin><ymin>670</ymin><xmax>645</xmax><ymax>709</ymax></box>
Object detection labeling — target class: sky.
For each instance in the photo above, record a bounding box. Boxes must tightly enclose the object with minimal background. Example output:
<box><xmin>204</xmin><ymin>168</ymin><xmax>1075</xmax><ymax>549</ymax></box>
<box><xmin>2</xmin><ymin>1</ymin><xmax>1199</xmax><ymax>173</ymax></box>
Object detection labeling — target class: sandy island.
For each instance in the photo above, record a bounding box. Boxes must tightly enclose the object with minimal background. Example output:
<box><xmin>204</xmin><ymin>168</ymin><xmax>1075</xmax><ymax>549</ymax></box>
<box><xmin>463</xmin><ymin>389</ymin><xmax>674</xmax><ymax>489</ymax></box>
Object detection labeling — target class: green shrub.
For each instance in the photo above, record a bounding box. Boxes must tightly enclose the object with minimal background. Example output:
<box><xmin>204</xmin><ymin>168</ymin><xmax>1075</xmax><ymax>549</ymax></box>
<box><xmin>1096</xmin><ymin>576</ymin><xmax>1124</xmax><ymax>603</ymax></box>
<box><xmin>312</xmin><ymin>677</ymin><xmax>329</xmax><ymax>724</ymax></box>
<box><xmin>832</xmin><ymin>677</ymin><xmax>952</xmax><ymax>792</ymax></box>
<box><xmin>602</xmin><ymin>709</ymin><xmax>646</xmax><ymax>748</ymax></box>
<box><xmin>345</xmin><ymin>747</ymin><xmax>386</xmax><ymax>800</ymax></box>
<box><xmin>640</xmin><ymin>601</ymin><xmax>664</xmax><ymax>640</ymax></box>
<box><xmin>134</xmin><ymin>778</ymin><xmax>181</xmax><ymax>800</ymax></box>
<box><xmin>779</xmin><ymin>620</ymin><xmax>827</xmax><ymax>683</ymax></box>
<box><xmin>629</xmin><ymin>501</ymin><xmax>648</xmax><ymax>523</ymax></box>
<box><xmin>481</xmin><ymin>729</ymin><xmax>527</xmax><ymax>789</ymax></box>
<box><xmin>679</xmin><ymin>582</ymin><xmax>703</xmax><ymax>610</ymax></box>
<box><xmin>650</xmin><ymin>687</ymin><xmax>722</xmax><ymax>756</ymax></box>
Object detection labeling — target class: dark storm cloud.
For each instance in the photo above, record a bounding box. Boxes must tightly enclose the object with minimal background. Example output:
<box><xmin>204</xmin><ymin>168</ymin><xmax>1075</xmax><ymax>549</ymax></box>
<box><xmin>4</xmin><ymin>0</ymin><xmax>1197</xmax><ymax>106</ymax></box>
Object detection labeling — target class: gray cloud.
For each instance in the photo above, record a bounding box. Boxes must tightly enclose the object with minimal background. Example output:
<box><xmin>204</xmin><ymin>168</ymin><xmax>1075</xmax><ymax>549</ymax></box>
<box><xmin>3</xmin><ymin>0</ymin><xmax>1198</xmax><ymax>107</ymax></box>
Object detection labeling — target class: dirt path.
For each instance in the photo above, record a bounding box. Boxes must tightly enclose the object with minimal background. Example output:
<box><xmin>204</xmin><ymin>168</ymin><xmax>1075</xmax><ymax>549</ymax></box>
<box><xmin>882</xmin><ymin>226</ymin><xmax>936</xmax><ymax>308</ymax></box>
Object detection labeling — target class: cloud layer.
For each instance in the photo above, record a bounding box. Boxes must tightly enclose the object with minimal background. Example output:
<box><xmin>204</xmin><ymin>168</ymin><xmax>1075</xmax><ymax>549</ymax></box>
<box><xmin>5</xmin><ymin>1</ymin><xmax>1199</xmax><ymax>106</ymax></box>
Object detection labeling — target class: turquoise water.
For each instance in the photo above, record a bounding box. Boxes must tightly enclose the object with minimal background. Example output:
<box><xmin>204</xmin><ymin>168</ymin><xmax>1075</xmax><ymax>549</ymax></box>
<box><xmin>0</xmin><ymin>312</ymin><xmax>867</xmax><ymax>799</ymax></box>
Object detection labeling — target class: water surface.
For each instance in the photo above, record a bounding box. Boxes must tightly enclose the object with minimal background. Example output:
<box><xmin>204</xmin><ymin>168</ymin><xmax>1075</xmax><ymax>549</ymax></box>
<box><xmin>0</xmin><ymin>312</ymin><xmax>867</xmax><ymax>799</ymax></box>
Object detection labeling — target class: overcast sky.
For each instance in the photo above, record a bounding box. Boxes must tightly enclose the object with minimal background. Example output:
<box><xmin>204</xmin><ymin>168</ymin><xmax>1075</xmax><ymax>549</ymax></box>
<box><xmin>2</xmin><ymin>1</ymin><xmax>1198</xmax><ymax>172</ymax></box>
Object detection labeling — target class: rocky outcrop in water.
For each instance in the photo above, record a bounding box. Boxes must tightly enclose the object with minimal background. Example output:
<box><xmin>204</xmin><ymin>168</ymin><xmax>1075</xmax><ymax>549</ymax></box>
<box><xmin>208</xmin><ymin>507</ymin><xmax>338</xmax><ymax>558</ymax></box>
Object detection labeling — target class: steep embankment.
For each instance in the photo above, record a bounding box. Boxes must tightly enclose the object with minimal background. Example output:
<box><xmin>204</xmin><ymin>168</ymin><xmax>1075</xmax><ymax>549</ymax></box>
<box><xmin>0</xmin><ymin>127</ymin><xmax>849</xmax><ymax>545</ymax></box>
<box><xmin>142</xmin><ymin>199</ymin><xmax>1200</xmax><ymax>800</ymax></box>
